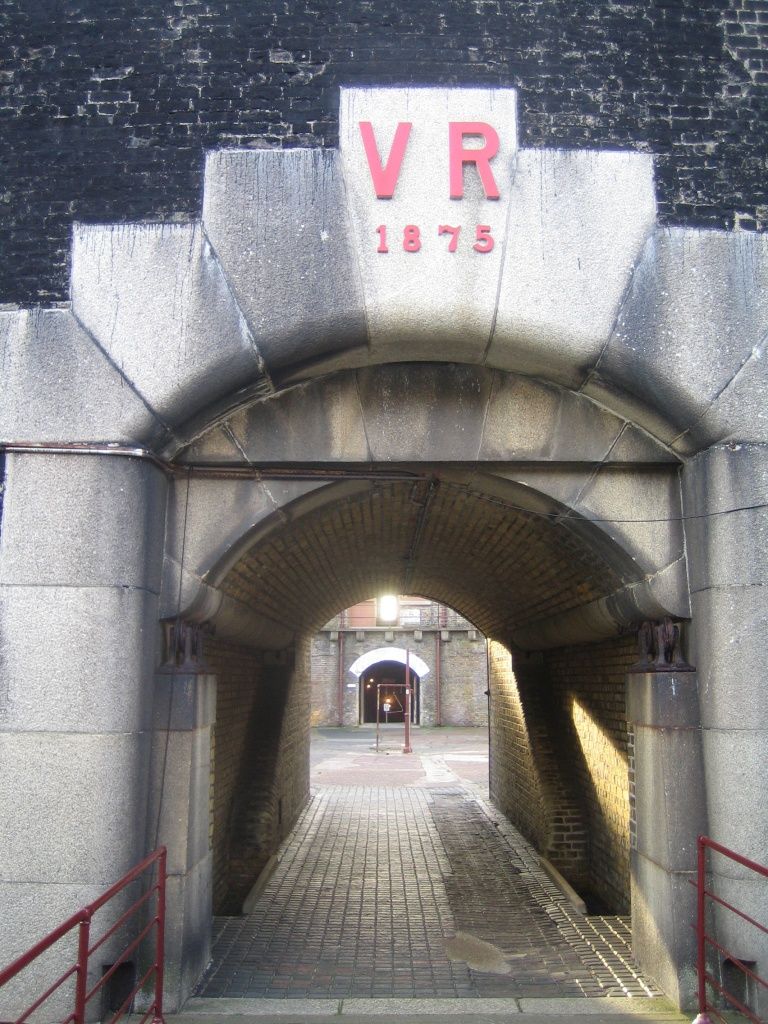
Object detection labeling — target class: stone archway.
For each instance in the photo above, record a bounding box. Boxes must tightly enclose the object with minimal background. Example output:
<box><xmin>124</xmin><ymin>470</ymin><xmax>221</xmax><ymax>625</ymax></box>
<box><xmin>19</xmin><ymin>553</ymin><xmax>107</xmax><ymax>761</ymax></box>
<box><xmin>1</xmin><ymin>85</ymin><xmax>766</xmax><ymax>1016</ymax></box>
<box><xmin>350</xmin><ymin>648</ymin><xmax>430</xmax><ymax>725</ymax></box>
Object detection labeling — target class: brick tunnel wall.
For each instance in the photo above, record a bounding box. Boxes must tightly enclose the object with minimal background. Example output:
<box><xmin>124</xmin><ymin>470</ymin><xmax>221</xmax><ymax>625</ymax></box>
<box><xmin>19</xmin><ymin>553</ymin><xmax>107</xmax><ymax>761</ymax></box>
<box><xmin>543</xmin><ymin>636</ymin><xmax>636</xmax><ymax>915</ymax></box>
<box><xmin>206</xmin><ymin>633</ymin><xmax>311</xmax><ymax>914</ymax></box>
<box><xmin>2</xmin><ymin>1</ymin><xmax>767</xmax><ymax>304</ymax></box>
<box><xmin>490</xmin><ymin>635</ymin><xmax>635</xmax><ymax>914</ymax></box>
<box><xmin>204</xmin><ymin>636</ymin><xmax>263</xmax><ymax>910</ymax></box>
<box><xmin>489</xmin><ymin>642</ymin><xmax>589</xmax><ymax>894</ymax></box>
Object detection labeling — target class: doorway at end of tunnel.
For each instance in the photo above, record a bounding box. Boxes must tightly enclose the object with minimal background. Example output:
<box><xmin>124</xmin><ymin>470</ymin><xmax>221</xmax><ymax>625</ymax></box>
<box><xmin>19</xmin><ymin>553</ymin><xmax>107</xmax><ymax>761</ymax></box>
<box><xmin>360</xmin><ymin>659</ymin><xmax>420</xmax><ymax>724</ymax></box>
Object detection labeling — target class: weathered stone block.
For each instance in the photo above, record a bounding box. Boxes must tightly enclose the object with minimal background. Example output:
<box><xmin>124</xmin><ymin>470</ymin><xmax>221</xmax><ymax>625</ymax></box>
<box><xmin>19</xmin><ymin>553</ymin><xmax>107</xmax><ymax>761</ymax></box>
<box><xmin>0</xmin><ymin>731</ymin><xmax>151</xmax><ymax>884</ymax></box>
<box><xmin>175</xmin><ymin>426</ymin><xmax>244</xmax><ymax>464</ymax></box>
<box><xmin>203</xmin><ymin>148</ymin><xmax>367</xmax><ymax>371</ymax></box>
<box><xmin>340</xmin><ymin>86</ymin><xmax>517</xmax><ymax>364</ymax></box>
<box><xmin>208</xmin><ymin>374</ymin><xmax>369</xmax><ymax>463</ymax></box>
<box><xmin>162</xmin><ymin>476</ymin><xmax>327</xmax><ymax>598</ymax></box>
<box><xmin>0</xmin><ymin>308</ymin><xmax>162</xmax><ymax>446</ymax></box>
<box><xmin>627</xmin><ymin>673</ymin><xmax>700</xmax><ymax>730</ymax></box>
<box><xmin>0</xmin><ymin>453</ymin><xmax>166</xmax><ymax>590</ymax></box>
<box><xmin>631</xmin><ymin>851</ymin><xmax>699</xmax><ymax>1009</ymax></box>
<box><xmin>71</xmin><ymin>223</ymin><xmax>267</xmax><ymax>434</ymax></box>
<box><xmin>160</xmin><ymin>854</ymin><xmax>213</xmax><ymax>1012</ymax></box>
<box><xmin>357</xmin><ymin>363</ymin><xmax>492</xmax><ymax>462</ymax></box>
<box><xmin>567</xmin><ymin>464</ymin><xmax>685</xmax><ymax>579</ymax></box>
<box><xmin>684</xmin><ymin>443</ymin><xmax>768</xmax><ymax>592</ymax></box>
<box><xmin>702</xmin><ymin>729</ymin><xmax>768</xmax><ymax>865</ymax></box>
<box><xmin>0</xmin><ymin>584</ymin><xmax>159</xmax><ymax>733</ymax></box>
<box><xmin>632</xmin><ymin>727</ymin><xmax>706</xmax><ymax>872</ymax></box>
<box><xmin>679</xmin><ymin>345</ymin><xmax>768</xmax><ymax>450</ymax></box>
<box><xmin>604</xmin><ymin>424</ymin><xmax>680</xmax><ymax>464</ymax></box>
<box><xmin>588</xmin><ymin>229</ymin><xmax>768</xmax><ymax>446</ymax></box>
<box><xmin>690</xmin><ymin>587</ymin><xmax>768</xmax><ymax>730</ymax></box>
<box><xmin>490</xmin><ymin>148</ymin><xmax>656</xmax><ymax>388</ymax></box>
<box><xmin>503</xmin><ymin>462</ymin><xmax>685</xmax><ymax>593</ymax></box>
<box><xmin>152</xmin><ymin>673</ymin><xmax>216</xmax><ymax>732</ymax></box>
<box><xmin>480</xmin><ymin>372</ymin><xmax>628</xmax><ymax>462</ymax></box>
<box><xmin>147</xmin><ymin>720</ymin><xmax>212</xmax><ymax>877</ymax></box>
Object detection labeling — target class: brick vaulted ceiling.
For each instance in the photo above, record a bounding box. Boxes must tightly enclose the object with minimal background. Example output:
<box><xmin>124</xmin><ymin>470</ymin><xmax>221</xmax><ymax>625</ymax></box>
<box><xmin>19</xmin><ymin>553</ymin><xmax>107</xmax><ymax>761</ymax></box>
<box><xmin>220</xmin><ymin>479</ymin><xmax>628</xmax><ymax>644</ymax></box>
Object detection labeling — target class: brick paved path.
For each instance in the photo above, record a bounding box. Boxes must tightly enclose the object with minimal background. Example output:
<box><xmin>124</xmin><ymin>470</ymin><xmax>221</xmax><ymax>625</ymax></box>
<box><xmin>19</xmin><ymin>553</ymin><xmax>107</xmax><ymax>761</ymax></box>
<box><xmin>197</xmin><ymin>729</ymin><xmax>659</xmax><ymax>1001</ymax></box>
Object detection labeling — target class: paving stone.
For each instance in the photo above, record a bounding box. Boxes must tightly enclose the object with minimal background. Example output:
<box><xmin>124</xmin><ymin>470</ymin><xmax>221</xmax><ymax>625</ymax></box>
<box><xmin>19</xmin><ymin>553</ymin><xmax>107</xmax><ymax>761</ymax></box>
<box><xmin>196</xmin><ymin>734</ymin><xmax>659</xmax><ymax>1003</ymax></box>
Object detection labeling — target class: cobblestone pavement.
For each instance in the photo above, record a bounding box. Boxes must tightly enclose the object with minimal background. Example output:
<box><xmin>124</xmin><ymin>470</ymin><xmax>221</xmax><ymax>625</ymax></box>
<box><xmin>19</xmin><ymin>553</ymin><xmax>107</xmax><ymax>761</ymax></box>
<box><xmin>197</xmin><ymin>728</ymin><xmax>660</xmax><ymax>1001</ymax></box>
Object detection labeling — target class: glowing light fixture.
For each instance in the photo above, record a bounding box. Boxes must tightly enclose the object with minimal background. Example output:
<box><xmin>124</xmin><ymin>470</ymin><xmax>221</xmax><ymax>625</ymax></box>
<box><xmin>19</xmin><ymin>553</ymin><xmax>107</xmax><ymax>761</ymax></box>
<box><xmin>378</xmin><ymin>594</ymin><xmax>399</xmax><ymax>623</ymax></box>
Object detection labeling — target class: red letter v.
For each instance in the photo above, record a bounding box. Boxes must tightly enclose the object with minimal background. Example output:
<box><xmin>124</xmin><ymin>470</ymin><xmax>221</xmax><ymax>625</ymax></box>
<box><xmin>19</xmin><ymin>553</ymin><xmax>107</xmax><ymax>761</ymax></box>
<box><xmin>359</xmin><ymin>121</ymin><xmax>412</xmax><ymax>199</ymax></box>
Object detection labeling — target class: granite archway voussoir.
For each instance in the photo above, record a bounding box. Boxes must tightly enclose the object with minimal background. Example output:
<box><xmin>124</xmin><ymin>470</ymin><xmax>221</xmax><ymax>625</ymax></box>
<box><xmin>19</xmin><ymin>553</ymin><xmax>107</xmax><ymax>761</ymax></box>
<box><xmin>202</xmin><ymin>148</ymin><xmax>369</xmax><ymax>374</ymax></box>
<box><xmin>340</xmin><ymin>86</ymin><xmax>517</xmax><ymax>365</ymax></box>
<box><xmin>487</xmin><ymin>148</ymin><xmax>657</xmax><ymax>389</ymax></box>
<box><xmin>180</xmin><ymin>364</ymin><xmax>678</xmax><ymax>466</ymax></box>
<box><xmin>486</xmin><ymin>461</ymin><xmax>687</xmax><ymax>609</ymax></box>
<box><xmin>584</xmin><ymin>228</ymin><xmax>768</xmax><ymax>450</ymax></box>
<box><xmin>71</xmin><ymin>222</ymin><xmax>270</xmax><ymax>439</ymax></box>
<box><xmin>355</xmin><ymin>363</ymin><xmax>494</xmax><ymax>462</ymax></box>
<box><xmin>159</xmin><ymin>476</ymin><xmax>329</xmax><ymax>620</ymax></box>
<box><xmin>181</xmin><ymin>371</ymin><xmax>371</xmax><ymax>464</ymax></box>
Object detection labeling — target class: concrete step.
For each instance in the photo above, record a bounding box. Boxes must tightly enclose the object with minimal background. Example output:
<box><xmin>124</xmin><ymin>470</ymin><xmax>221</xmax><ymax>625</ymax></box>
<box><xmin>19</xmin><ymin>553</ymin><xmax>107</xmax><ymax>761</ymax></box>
<box><xmin>163</xmin><ymin>1016</ymin><xmax>690</xmax><ymax>1024</ymax></box>
<box><xmin>158</xmin><ymin>996</ymin><xmax>692</xmax><ymax>1022</ymax></box>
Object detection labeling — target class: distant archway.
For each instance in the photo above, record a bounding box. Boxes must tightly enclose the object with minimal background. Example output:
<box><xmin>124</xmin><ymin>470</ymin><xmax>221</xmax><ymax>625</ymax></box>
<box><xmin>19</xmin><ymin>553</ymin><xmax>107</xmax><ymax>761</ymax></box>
<box><xmin>348</xmin><ymin>647</ymin><xmax>431</xmax><ymax>679</ymax></box>
<box><xmin>351</xmin><ymin>650</ymin><xmax>428</xmax><ymax>725</ymax></box>
<box><xmin>358</xmin><ymin>659</ymin><xmax>421</xmax><ymax>725</ymax></box>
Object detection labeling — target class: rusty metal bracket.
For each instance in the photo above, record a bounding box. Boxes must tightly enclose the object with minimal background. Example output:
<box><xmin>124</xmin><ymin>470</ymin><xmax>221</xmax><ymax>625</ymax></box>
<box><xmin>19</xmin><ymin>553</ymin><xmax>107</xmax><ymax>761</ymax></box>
<box><xmin>629</xmin><ymin>617</ymin><xmax>695</xmax><ymax>673</ymax></box>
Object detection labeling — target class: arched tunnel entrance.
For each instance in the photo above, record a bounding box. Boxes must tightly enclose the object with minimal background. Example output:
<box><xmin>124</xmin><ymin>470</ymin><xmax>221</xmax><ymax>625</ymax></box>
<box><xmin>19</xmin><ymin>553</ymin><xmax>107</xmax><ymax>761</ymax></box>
<box><xmin>191</xmin><ymin>469</ymin><xmax>662</xmax><ymax>924</ymax></box>
<box><xmin>139</xmin><ymin>359</ymin><xmax>694</xmax><ymax>1006</ymax></box>
<box><xmin>174</xmin><ymin>464</ymin><xmax>675</xmax><ymax>1001</ymax></box>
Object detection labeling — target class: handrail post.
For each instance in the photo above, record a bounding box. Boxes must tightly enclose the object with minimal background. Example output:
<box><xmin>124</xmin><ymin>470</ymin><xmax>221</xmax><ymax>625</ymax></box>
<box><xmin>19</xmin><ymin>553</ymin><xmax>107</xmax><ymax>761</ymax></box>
<box><xmin>691</xmin><ymin>836</ymin><xmax>713</xmax><ymax>1022</ymax></box>
<box><xmin>403</xmin><ymin>649</ymin><xmax>412</xmax><ymax>754</ymax></box>
<box><xmin>153</xmin><ymin>848</ymin><xmax>167</xmax><ymax>1024</ymax></box>
<box><xmin>697</xmin><ymin>837</ymin><xmax>707</xmax><ymax>1014</ymax></box>
<box><xmin>74</xmin><ymin>912</ymin><xmax>91</xmax><ymax>1024</ymax></box>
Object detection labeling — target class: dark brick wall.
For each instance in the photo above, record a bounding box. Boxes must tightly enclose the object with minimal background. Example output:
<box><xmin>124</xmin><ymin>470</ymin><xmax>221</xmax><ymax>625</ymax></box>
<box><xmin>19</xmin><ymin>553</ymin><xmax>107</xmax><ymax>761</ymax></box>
<box><xmin>490</xmin><ymin>635</ymin><xmax>635</xmax><ymax>914</ymax></box>
<box><xmin>206</xmin><ymin>633</ymin><xmax>311</xmax><ymax>914</ymax></box>
<box><xmin>1</xmin><ymin>1</ymin><xmax>766</xmax><ymax>304</ymax></box>
<box><xmin>205</xmin><ymin>635</ymin><xmax>263</xmax><ymax>912</ymax></box>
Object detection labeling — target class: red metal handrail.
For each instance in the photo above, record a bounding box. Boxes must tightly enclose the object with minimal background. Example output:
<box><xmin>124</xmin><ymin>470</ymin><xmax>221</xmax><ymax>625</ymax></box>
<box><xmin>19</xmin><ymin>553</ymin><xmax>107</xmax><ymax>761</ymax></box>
<box><xmin>692</xmin><ymin>835</ymin><xmax>768</xmax><ymax>1024</ymax></box>
<box><xmin>0</xmin><ymin>848</ymin><xmax>166</xmax><ymax>1024</ymax></box>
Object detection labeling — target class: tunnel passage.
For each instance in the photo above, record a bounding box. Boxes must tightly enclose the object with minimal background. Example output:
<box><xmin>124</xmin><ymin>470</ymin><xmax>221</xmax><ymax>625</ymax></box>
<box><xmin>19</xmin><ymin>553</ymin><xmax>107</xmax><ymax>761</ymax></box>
<box><xmin>200</xmin><ymin>475</ymin><xmax>646</xmax><ymax>916</ymax></box>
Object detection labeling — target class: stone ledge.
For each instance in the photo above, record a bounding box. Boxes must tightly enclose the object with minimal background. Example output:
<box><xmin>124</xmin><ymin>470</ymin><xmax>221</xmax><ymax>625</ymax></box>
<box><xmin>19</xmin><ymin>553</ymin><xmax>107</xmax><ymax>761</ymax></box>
<box><xmin>170</xmin><ymin>994</ymin><xmax>685</xmax><ymax>1018</ymax></box>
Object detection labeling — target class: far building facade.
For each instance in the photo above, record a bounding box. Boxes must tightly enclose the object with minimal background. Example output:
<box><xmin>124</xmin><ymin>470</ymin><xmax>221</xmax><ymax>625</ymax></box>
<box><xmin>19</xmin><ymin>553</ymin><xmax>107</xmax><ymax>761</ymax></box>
<box><xmin>311</xmin><ymin>596</ymin><xmax>489</xmax><ymax>728</ymax></box>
